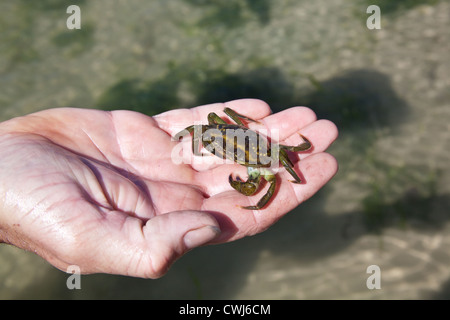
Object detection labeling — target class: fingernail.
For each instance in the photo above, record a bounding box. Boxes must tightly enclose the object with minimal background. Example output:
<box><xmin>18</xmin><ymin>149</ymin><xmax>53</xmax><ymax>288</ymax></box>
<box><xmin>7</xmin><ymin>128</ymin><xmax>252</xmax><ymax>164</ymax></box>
<box><xmin>183</xmin><ymin>226</ymin><xmax>221</xmax><ymax>250</ymax></box>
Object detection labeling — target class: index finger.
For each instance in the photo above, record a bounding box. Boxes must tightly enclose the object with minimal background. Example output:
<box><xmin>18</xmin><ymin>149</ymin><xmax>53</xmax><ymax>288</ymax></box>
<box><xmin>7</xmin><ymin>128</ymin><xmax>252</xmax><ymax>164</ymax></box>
<box><xmin>153</xmin><ymin>99</ymin><xmax>272</xmax><ymax>136</ymax></box>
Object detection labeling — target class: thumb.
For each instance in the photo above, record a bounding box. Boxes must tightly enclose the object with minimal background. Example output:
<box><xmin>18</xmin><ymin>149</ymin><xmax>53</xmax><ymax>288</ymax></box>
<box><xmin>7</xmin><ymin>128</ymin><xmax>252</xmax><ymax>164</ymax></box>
<box><xmin>141</xmin><ymin>210</ymin><xmax>221</xmax><ymax>278</ymax></box>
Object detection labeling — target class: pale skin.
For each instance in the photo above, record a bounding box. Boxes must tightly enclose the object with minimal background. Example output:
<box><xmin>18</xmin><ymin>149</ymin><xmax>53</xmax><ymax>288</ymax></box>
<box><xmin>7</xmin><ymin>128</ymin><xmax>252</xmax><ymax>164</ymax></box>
<box><xmin>0</xmin><ymin>99</ymin><xmax>338</xmax><ymax>278</ymax></box>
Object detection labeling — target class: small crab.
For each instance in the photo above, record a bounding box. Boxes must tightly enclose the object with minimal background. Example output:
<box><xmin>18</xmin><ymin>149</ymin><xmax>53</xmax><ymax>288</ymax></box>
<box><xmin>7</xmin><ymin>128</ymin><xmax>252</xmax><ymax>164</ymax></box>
<box><xmin>174</xmin><ymin>108</ymin><xmax>312</xmax><ymax>210</ymax></box>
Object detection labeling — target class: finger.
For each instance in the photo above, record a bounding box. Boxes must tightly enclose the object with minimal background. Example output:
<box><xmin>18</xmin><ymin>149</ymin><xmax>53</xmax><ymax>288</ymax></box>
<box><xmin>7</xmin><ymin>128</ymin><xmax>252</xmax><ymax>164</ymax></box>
<box><xmin>154</xmin><ymin>99</ymin><xmax>272</xmax><ymax>136</ymax></box>
<box><xmin>258</xmin><ymin>106</ymin><xmax>317</xmax><ymax>139</ymax></box>
<box><xmin>139</xmin><ymin>210</ymin><xmax>220</xmax><ymax>278</ymax></box>
<box><xmin>288</xmin><ymin>152</ymin><xmax>338</xmax><ymax>203</ymax></box>
<box><xmin>254</xmin><ymin>107</ymin><xmax>338</xmax><ymax>156</ymax></box>
<box><xmin>279</xmin><ymin>119</ymin><xmax>339</xmax><ymax>159</ymax></box>
<box><xmin>223</xmin><ymin>98</ymin><xmax>272</xmax><ymax>120</ymax></box>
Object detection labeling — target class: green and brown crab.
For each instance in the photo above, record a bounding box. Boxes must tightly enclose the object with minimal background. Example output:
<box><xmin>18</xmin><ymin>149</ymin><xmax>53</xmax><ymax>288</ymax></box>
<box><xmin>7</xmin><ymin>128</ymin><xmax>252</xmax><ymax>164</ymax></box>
<box><xmin>174</xmin><ymin>108</ymin><xmax>311</xmax><ymax>210</ymax></box>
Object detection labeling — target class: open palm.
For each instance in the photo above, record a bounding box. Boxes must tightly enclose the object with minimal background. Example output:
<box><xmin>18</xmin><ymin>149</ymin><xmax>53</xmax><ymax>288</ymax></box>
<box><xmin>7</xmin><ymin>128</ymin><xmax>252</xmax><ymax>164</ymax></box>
<box><xmin>0</xmin><ymin>99</ymin><xmax>338</xmax><ymax>278</ymax></box>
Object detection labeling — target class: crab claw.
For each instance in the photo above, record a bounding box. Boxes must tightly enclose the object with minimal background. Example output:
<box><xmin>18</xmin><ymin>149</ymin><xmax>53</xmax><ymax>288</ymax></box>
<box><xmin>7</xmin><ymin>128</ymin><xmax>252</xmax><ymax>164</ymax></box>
<box><xmin>228</xmin><ymin>174</ymin><xmax>259</xmax><ymax>196</ymax></box>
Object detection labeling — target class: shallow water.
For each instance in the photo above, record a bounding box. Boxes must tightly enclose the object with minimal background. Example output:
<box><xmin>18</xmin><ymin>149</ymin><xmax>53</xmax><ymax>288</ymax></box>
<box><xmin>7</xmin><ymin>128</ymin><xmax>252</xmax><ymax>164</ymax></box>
<box><xmin>1</xmin><ymin>0</ymin><xmax>449</xmax><ymax>299</ymax></box>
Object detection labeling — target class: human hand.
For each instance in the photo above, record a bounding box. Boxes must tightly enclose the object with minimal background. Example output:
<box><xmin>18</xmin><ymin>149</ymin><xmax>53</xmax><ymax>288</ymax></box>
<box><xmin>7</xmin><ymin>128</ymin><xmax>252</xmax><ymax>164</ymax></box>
<box><xmin>0</xmin><ymin>99</ymin><xmax>338</xmax><ymax>278</ymax></box>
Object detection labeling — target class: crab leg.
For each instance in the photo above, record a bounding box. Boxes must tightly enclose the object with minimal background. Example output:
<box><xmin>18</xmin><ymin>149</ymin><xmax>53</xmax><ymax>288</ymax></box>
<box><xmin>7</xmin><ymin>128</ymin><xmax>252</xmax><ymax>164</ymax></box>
<box><xmin>223</xmin><ymin>108</ymin><xmax>258</xmax><ymax>126</ymax></box>
<box><xmin>279</xmin><ymin>134</ymin><xmax>312</xmax><ymax>152</ymax></box>
<box><xmin>207</xmin><ymin>112</ymin><xmax>227</xmax><ymax>125</ymax></box>
<box><xmin>279</xmin><ymin>148</ymin><xmax>302</xmax><ymax>183</ymax></box>
<box><xmin>278</xmin><ymin>134</ymin><xmax>312</xmax><ymax>183</ymax></box>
